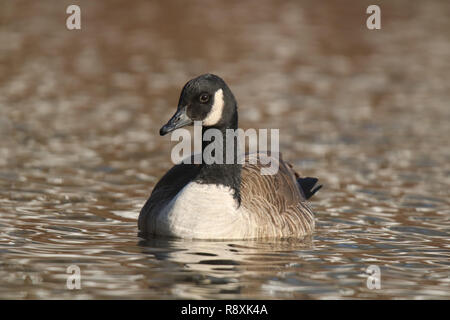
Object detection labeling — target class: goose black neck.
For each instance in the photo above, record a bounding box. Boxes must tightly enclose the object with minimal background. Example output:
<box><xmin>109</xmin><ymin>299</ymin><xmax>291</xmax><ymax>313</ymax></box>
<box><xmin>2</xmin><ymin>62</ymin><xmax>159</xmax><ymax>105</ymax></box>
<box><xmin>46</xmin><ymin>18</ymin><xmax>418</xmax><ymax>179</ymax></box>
<box><xmin>196</xmin><ymin>109</ymin><xmax>242</xmax><ymax>204</ymax></box>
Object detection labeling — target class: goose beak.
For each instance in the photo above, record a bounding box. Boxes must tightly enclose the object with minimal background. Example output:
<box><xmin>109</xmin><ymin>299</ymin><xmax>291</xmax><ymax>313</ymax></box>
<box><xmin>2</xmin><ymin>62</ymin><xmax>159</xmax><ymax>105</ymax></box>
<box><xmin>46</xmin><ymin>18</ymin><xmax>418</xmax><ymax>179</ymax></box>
<box><xmin>160</xmin><ymin>106</ymin><xmax>193</xmax><ymax>136</ymax></box>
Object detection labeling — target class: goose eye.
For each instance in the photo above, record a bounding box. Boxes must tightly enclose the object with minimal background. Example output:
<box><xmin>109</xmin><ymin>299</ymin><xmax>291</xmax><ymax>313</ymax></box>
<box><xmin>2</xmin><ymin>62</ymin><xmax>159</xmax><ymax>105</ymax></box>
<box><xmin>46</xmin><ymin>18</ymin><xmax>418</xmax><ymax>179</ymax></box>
<box><xmin>199</xmin><ymin>93</ymin><xmax>210</xmax><ymax>103</ymax></box>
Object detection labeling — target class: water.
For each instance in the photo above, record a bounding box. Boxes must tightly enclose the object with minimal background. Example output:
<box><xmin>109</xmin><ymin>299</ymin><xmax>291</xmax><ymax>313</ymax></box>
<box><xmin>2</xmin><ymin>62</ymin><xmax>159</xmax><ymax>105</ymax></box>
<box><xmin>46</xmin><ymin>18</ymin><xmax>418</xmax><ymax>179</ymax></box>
<box><xmin>0</xmin><ymin>0</ymin><xmax>449</xmax><ymax>299</ymax></box>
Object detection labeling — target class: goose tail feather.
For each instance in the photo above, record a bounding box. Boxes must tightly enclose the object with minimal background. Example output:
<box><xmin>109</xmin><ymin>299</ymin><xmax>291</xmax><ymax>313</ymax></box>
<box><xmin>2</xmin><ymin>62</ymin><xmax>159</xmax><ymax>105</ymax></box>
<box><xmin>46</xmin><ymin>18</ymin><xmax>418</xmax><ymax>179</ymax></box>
<box><xmin>297</xmin><ymin>177</ymin><xmax>322</xmax><ymax>200</ymax></box>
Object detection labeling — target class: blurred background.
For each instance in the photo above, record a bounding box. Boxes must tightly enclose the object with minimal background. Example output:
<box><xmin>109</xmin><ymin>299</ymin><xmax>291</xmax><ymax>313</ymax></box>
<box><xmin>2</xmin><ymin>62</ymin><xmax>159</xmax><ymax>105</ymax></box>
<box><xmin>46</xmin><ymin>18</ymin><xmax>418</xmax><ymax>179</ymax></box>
<box><xmin>0</xmin><ymin>0</ymin><xmax>449</xmax><ymax>299</ymax></box>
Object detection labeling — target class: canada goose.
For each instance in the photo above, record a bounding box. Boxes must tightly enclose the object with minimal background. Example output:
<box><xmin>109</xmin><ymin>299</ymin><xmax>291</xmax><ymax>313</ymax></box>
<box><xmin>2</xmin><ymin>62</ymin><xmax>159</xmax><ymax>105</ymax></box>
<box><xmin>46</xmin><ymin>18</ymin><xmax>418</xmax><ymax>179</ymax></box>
<box><xmin>138</xmin><ymin>74</ymin><xmax>321</xmax><ymax>239</ymax></box>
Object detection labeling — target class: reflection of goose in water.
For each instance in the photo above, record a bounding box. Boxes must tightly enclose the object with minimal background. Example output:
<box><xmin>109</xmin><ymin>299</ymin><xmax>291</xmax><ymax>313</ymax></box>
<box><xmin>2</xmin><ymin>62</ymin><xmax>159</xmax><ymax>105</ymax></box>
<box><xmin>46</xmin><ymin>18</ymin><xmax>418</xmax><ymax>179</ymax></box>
<box><xmin>138</xmin><ymin>238</ymin><xmax>313</xmax><ymax>299</ymax></box>
<box><xmin>139</xmin><ymin>74</ymin><xmax>321</xmax><ymax>240</ymax></box>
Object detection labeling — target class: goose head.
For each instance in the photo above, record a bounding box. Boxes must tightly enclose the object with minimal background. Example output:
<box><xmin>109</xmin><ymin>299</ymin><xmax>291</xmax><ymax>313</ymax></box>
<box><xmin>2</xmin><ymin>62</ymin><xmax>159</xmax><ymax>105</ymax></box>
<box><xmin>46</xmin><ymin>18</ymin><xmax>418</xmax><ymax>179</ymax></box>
<box><xmin>160</xmin><ymin>74</ymin><xmax>237</xmax><ymax>136</ymax></box>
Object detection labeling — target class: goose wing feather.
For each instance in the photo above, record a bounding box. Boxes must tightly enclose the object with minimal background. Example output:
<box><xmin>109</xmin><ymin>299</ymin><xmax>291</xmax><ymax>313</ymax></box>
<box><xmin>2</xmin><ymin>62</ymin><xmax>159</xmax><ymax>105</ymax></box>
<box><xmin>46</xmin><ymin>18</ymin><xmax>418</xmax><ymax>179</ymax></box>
<box><xmin>240</xmin><ymin>153</ymin><xmax>316</xmax><ymax>237</ymax></box>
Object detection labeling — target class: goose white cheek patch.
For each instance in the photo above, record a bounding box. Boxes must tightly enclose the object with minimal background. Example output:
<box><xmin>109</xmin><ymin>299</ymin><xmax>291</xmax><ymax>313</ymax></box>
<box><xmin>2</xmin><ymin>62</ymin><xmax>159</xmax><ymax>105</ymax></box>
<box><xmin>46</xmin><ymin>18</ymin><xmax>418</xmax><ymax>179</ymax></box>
<box><xmin>203</xmin><ymin>89</ymin><xmax>224</xmax><ymax>126</ymax></box>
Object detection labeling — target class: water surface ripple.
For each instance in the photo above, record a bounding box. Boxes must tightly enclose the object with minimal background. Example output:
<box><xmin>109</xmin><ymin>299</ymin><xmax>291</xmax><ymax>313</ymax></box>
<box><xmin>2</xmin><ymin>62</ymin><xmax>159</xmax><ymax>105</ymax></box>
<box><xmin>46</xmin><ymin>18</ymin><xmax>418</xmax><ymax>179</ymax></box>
<box><xmin>0</xmin><ymin>1</ymin><xmax>449</xmax><ymax>299</ymax></box>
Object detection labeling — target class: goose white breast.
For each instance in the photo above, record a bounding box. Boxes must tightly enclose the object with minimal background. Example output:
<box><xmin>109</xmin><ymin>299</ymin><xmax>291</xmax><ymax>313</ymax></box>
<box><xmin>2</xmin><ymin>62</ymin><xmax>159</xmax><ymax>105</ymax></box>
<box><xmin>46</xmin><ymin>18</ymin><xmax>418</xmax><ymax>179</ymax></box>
<box><xmin>153</xmin><ymin>182</ymin><xmax>253</xmax><ymax>239</ymax></box>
